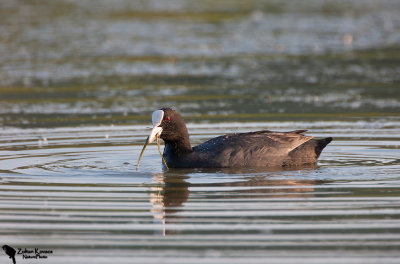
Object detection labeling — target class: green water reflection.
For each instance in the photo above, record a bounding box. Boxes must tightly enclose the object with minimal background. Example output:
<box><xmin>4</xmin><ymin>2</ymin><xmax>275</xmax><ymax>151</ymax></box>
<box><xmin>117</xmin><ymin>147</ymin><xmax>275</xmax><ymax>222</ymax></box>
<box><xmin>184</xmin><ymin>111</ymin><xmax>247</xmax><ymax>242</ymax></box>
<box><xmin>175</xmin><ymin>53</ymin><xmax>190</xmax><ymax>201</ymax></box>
<box><xmin>0</xmin><ymin>0</ymin><xmax>399</xmax><ymax>128</ymax></box>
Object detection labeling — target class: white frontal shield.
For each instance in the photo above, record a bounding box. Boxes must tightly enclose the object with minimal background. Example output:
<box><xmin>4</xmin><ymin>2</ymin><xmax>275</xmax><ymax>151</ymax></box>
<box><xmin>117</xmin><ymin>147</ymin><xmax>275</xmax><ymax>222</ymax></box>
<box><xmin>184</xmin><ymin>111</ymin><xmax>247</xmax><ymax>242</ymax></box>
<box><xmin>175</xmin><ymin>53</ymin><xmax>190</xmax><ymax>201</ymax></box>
<box><xmin>148</xmin><ymin>110</ymin><xmax>164</xmax><ymax>143</ymax></box>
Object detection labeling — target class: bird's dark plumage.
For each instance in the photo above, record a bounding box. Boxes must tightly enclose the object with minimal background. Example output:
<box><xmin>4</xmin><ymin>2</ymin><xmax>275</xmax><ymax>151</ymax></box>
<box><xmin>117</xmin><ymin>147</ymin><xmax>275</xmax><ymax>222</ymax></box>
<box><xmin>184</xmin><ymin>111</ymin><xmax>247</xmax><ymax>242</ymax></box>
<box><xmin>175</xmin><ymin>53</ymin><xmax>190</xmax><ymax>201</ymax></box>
<box><xmin>146</xmin><ymin>108</ymin><xmax>332</xmax><ymax>168</ymax></box>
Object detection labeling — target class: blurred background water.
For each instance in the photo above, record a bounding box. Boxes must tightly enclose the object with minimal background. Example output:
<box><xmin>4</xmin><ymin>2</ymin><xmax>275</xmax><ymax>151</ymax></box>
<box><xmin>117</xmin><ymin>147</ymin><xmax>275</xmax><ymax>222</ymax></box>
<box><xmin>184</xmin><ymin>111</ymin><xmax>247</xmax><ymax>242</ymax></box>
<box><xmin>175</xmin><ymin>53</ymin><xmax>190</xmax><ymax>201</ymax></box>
<box><xmin>0</xmin><ymin>0</ymin><xmax>400</xmax><ymax>263</ymax></box>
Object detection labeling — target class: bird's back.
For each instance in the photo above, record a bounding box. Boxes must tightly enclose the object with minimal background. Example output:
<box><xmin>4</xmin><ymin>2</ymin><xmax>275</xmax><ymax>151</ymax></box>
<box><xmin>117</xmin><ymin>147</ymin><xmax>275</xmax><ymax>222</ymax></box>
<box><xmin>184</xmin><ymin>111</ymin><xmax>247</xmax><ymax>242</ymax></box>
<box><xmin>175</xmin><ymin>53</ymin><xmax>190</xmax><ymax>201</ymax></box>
<box><xmin>191</xmin><ymin>130</ymin><xmax>319</xmax><ymax>167</ymax></box>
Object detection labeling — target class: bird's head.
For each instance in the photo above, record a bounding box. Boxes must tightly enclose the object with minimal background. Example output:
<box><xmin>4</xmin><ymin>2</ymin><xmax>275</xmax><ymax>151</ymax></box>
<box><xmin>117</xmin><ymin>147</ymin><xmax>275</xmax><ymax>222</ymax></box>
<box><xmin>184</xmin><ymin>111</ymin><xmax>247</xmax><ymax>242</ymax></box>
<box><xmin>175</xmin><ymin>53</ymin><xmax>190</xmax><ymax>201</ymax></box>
<box><xmin>136</xmin><ymin>107</ymin><xmax>189</xmax><ymax>170</ymax></box>
<box><xmin>148</xmin><ymin>107</ymin><xmax>188</xmax><ymax>143</ymax></box>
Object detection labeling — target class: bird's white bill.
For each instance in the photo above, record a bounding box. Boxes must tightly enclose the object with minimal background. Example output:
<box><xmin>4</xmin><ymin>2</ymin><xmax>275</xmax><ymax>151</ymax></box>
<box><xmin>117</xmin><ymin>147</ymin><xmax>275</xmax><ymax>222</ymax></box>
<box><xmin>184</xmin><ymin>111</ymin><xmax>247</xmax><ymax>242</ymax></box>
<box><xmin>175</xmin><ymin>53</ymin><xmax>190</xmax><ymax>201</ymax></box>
<box><xmin>148</xmin><ymin>110</ymin><xmax>164</xmax><ymax>143</ymax></box>
<box><xmin>148</xmin><ymin>126</ymin><xmax>162</xmax><ymax>143</ymax></box>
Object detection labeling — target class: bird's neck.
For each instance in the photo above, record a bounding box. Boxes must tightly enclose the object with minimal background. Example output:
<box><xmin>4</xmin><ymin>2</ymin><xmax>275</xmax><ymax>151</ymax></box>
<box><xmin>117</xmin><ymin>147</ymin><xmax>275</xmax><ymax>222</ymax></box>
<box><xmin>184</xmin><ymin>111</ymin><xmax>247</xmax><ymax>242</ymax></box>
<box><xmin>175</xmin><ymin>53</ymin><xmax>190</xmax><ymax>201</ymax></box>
<box><xmin>164</xmin><ymin>136</ymin><xmax>193</xmax><ymax>156</ymax></box>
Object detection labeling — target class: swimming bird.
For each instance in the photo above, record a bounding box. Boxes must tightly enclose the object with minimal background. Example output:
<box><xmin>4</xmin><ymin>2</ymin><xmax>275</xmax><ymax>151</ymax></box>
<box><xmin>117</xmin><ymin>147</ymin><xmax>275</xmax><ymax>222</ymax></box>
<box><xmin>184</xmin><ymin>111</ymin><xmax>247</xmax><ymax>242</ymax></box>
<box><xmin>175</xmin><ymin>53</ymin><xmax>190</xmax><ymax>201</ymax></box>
<box><xmin>137</xmin><ymin>108</ymin><xmax>332</xmax><ymax>169</ymax></box>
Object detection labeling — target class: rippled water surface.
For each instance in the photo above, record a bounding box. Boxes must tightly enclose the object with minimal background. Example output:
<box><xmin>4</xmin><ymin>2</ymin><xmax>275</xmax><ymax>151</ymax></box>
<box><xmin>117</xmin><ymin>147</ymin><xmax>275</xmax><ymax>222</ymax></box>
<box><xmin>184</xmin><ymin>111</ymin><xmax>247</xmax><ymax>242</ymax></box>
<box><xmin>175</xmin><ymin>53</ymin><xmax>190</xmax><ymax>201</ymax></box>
<box><xmin>1</xmin><ymin>120</ymin><xmax>400</xmax><ymax>263</ymax></box>
<box><xmin>1</xmin><ymin>0</ymin><xmax>400</xmax><ymax>263</ymax></box>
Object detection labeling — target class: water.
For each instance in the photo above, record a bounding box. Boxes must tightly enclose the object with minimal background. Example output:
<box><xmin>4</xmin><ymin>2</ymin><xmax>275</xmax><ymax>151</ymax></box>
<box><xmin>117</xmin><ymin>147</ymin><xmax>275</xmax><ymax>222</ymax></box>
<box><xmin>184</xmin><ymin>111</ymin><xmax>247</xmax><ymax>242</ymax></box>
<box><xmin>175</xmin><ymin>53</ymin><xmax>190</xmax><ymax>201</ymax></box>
<box><xmin>1</xmin><ymin>0</ymin><xmax>400</xmax><ymax>263</ymax></box>
<box><xmin>1</xmin><ymin>120</ymin><xmax>399</xmax><ymax>263</ymax></box>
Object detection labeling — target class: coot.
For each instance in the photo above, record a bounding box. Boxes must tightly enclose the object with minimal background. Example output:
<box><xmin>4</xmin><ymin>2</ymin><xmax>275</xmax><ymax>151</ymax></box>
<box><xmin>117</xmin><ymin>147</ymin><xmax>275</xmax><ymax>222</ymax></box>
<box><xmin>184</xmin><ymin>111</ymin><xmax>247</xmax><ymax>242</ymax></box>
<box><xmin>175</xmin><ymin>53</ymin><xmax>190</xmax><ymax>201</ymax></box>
<box><xmin>137</xmin><ymin>108</ymin><xmax>332</xmax><ymax>169</ymax></box>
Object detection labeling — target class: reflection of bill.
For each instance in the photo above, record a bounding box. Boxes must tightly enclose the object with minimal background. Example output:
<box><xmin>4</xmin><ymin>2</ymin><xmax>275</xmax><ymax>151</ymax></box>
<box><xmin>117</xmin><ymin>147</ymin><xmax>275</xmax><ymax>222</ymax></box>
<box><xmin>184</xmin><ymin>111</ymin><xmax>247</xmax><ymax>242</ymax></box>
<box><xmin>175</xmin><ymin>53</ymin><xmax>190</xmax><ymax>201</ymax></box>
<box><xmin>149</xmin><ymin>168</ymin><xmax>320</xmax><ymax>236</ymax></box>
<box><xmin>2</xmin><ymin>245</ymin><xmax>16</xmax><ymax>264</ymax></box>
<box><xmin>150</xmin><ymin>173</ymin><xmax>190</xmax><ymax>236</ymax></box>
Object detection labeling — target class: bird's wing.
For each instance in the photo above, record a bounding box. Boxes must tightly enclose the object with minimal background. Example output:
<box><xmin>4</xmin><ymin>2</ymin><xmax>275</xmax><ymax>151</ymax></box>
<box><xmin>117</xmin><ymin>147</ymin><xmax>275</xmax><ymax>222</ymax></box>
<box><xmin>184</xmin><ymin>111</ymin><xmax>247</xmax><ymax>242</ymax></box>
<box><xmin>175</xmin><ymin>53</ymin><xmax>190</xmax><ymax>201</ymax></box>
<box><xmin>239</xmin><ymin>131</ymin><xmax>313</xmax><ymax>153</ymax></box>
<box><xmin>264</xmin><ymin>132</ymin><xmax>313</xmax><ymax>153</ymax></box>
<box><xmin>195</xmin><ymin>130</ymin><xmax>313</xmax><ymax>154</ymax></box>
<box><xmin>286</xmin><ymin>129</ymin><xmax>308</xmax><ymax>134</ymax></box>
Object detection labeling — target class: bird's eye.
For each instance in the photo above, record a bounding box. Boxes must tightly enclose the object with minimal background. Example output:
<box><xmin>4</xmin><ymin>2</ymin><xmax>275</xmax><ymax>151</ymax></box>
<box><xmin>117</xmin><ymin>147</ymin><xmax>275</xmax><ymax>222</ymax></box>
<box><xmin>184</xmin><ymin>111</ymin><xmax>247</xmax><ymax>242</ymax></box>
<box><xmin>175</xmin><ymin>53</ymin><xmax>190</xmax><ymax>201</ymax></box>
<box><xmin>165</xmin><ymin>116</ymin><xmax>171</xmax><ymax>122</ymax></box>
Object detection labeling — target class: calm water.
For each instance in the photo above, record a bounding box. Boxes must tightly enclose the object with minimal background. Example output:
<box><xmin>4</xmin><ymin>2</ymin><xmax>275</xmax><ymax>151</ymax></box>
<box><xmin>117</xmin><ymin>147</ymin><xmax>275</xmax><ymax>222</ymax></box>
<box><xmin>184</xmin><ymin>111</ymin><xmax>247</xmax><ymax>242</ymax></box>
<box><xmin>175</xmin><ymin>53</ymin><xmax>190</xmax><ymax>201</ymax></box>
<box><xmin>1</xmin><ymin>0</ymin><xmax>400</xmax><ymax>263</ymax></box>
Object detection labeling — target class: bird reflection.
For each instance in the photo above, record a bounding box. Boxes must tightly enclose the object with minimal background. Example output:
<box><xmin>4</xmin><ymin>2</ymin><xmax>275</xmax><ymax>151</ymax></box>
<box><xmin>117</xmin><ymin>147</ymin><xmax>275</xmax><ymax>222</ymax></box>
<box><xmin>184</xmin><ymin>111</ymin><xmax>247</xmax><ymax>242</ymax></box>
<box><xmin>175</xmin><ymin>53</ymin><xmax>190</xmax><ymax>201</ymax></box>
<box><xmin>149</xmin><ymin>166</ymin><xmax>325</xmax><ymax>236</ymax></box>
<box><xmin>149</xmin><ymin>172</ymin><xmax>190</xmax><ymax>236</ymax></box>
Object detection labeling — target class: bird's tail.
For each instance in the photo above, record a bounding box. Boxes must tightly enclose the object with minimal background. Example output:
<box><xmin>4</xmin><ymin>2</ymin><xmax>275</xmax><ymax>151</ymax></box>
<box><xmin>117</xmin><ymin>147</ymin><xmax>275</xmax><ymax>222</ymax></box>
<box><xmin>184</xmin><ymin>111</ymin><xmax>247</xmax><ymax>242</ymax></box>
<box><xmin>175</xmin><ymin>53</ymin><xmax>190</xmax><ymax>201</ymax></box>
<box><xmin>12</xmin><ymin>256</ymin><xmax>16</xmax><ymax>264</ymax></box>
<box><xmin>315</xmin><ymin>137</ymin><xmax>332</xmax><ymax>158</ymax></box>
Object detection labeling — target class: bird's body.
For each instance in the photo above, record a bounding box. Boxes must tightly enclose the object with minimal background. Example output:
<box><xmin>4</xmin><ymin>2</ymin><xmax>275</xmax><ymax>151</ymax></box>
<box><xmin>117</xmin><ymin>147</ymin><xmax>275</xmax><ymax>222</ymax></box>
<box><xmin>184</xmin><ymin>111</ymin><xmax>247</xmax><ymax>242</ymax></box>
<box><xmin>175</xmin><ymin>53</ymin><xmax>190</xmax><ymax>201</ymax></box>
<box><xmin>137</xmin><ymin>108</ymin><xmax>332</xmax><ymax>169</ymax></box>
<box><xmin>163</xmin><ymin>129</ymin><xmax>331</xmax><ymax>168</ymax></box>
